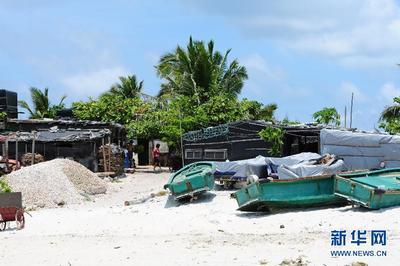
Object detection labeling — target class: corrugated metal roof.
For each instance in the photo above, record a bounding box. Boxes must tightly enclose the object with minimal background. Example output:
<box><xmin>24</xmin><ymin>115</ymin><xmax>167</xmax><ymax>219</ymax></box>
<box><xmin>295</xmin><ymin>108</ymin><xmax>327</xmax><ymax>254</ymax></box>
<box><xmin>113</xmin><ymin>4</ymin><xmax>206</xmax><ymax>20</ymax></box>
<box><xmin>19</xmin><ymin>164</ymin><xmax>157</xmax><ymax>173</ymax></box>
<box><xmin>1</xmin><ymin>127</ymin><xmax>110</xmax><ymax>142</ymax></box>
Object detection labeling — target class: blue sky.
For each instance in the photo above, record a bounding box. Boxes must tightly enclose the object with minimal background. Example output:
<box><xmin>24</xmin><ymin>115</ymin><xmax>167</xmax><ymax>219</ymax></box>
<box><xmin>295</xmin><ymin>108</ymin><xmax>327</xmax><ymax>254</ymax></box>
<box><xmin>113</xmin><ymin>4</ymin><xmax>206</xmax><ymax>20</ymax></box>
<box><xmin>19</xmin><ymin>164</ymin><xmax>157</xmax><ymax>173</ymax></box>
<box><xmin>1</xmin><ymin>0</ymin><xmax>400</xmax><ymax>129</ymax></box>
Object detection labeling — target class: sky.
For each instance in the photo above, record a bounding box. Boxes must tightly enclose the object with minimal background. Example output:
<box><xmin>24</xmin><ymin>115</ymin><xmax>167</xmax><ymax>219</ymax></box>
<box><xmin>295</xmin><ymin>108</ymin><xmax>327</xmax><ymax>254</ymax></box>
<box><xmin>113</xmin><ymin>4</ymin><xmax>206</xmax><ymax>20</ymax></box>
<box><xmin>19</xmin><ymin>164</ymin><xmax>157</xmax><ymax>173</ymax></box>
<box><xmin>1</xmin><ymin>0</ymin><xmax>400</xmax><ymax>130</ymax></box>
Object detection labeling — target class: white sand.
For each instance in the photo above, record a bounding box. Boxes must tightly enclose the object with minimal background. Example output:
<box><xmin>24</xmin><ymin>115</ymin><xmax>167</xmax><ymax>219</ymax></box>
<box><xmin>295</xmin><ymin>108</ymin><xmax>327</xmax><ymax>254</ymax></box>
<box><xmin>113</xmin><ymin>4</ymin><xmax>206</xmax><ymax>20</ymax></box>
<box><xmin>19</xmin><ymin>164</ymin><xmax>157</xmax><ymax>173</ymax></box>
<box><xmin>0</xmin><ymin>166</ymin><xmax>399</xmax><ymax>266</ymax></box>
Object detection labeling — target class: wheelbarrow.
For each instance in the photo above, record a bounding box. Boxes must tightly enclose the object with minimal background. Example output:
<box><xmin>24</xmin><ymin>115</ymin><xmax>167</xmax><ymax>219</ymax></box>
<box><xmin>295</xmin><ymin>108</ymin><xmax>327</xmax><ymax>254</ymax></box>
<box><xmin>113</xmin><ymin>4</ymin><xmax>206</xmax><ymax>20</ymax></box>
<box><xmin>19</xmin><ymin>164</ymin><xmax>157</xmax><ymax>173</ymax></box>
<box><xmin>0</xmin><ymin>192</ymin><xmax>28</xmax><ymax>231</ymax></box>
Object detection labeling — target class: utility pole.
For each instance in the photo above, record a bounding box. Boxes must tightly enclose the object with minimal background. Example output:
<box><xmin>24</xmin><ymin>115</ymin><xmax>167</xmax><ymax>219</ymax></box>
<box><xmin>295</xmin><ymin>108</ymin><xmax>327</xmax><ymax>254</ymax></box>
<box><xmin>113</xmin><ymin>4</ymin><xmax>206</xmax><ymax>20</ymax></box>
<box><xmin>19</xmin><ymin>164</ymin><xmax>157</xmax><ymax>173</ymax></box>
<box><xmin>179</xmin><ymin>107</ymin><xmax>185</xmax><ymax>167</ymax></box>
<box><xmin>344</xmin><ymin>106</ymin><xmax>347</xmax><ymax>128</ymax></box>
<box><xmin>349</xmin><ymin>93</ymin><xmax>354</xmax><ymax>128</ymax></box>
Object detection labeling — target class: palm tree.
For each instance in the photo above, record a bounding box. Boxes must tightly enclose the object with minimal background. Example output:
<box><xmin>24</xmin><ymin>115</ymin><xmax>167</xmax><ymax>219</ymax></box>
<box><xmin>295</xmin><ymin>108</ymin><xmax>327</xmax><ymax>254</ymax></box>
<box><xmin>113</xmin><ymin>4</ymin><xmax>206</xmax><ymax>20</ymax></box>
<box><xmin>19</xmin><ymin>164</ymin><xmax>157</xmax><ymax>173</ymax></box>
<box><xmin>18</xmin><ymin>87</ymin><xmax>66</xmax><ymax>119</ymax></box>
<box><xmin>104</xmin><ymin>75</ymin><xmax>143</xmax><ymax>99</ymax></box>
<box><xmin>380</xmin><ymin>97</ymin><xmax>400</xmax><ymax>121</ymax></box>
<box><xmin>260</xmin><ymin>103</ymin><xmax>278</xmax><ymax>121</ymax></box>
<box><xmin>156</xmin><ymin>37</ymin><xmax>248</xmax><ymax>104</ymax></box>
<box><xmin>312</xmin><ymin>107</ymin><xmax>341</xmax><ymax>126</ymax></box>
<box><xmin>379</xmin><ymin>97</ymin><xmax>400</xmax><ymax>134</ymax></box>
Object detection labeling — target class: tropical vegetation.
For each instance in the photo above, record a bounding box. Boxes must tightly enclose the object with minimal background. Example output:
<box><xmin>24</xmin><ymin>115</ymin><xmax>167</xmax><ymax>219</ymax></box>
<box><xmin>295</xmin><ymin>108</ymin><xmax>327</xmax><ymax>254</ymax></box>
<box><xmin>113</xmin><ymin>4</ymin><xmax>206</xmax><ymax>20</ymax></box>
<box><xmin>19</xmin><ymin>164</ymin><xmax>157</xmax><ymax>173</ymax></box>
<box><xmin>18</xmin><ymin>87</ymin><xmax>66</xmax><ymax>119</ymax></box>
<box><xmin>0</xmin><ymin>179</ymin><xmax>11</xmax><ymax>193</ymax></box>
<box><xmin>73</xmin><ymin>37</ymin><xmax>277</xmax><ymax>150</ymax></box>
<box><xmin>379</xmin><ymin>96</ymin><xmax>400</xmax><ymax>134</ymax></box>
<box><xmin>156</xmin><ymin>37</ymin><xmax>248</xmax><ymax>104</ymax></box>
<box><xmin>258</xmin><ymin>127</ymin><xmax>284</xmax><ymax>156</ymax></box>
<box><xmin>312</xmin><ymin>107</ymin><xmax>341</xmax><ymax>126</ymax></box>
<box><xmin>102</xmin><ymin>75</ymin><xmax>143</xmax><ymax>99</ymax></box>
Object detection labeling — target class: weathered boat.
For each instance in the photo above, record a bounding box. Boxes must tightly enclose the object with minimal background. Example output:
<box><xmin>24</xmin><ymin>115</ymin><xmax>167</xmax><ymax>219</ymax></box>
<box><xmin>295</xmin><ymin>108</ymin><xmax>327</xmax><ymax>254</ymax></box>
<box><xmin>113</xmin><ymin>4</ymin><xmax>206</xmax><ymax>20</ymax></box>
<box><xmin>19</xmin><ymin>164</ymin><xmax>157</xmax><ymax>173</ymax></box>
<box><xmin>164</xmin><ymin>162</ymin><xmax>215</xmax><ymax>200</ymax></box>
<box><xmin>335</xmin><ymin>168</ymin><xmax>400</xmax><ymax>209</ymax></box>
<box><xmin>233</xmin><ymin>175</ymin><xmax>346</xmax><ymax>211</ymax></box>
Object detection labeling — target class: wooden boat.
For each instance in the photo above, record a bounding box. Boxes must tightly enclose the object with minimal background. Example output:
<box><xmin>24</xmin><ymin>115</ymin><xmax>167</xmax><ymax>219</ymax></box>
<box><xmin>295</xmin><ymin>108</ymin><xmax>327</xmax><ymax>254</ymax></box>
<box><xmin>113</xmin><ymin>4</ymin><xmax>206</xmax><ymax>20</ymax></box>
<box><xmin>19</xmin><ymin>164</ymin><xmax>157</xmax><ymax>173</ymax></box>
<box><xmin>164</xmin><ymin>162</ymin><xmax>215</xmax><ymax>200</ymax></box>
<box><xmin>233</xmin><ymin>175</ymin><xmax>346</xmax><ymax>211</ymax></box>
<box><xmin>335</xmin><ymin>168</ymin><xmax>400</xmax><ymax>209</ymax></box>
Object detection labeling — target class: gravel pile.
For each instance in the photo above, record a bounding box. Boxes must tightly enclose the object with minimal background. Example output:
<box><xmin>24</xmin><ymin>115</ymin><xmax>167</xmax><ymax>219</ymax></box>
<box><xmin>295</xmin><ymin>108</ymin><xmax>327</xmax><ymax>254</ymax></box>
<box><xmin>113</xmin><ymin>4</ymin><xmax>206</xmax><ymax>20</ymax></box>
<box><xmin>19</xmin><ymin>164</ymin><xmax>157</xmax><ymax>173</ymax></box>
<box><xmin>5</xmin><ymin>159</ymin><xmax>107</xmax><ymax>209</ymax></box>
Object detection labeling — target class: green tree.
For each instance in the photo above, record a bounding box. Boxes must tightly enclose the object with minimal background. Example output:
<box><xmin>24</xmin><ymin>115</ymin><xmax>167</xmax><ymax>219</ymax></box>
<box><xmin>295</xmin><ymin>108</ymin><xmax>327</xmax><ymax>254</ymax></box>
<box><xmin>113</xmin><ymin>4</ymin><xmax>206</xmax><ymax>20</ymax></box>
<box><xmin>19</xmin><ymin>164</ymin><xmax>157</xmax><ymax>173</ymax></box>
<box><xmin>156</xmin><ymin>37</ymin><xmax>248</xmax><ymax>104</ymax></box>
<box><xmin>312</xmin><ymin>107</ymin><xmax>340</xmax><ymax>126</ymax></box>
<box><xmin>103</xmin><ymin>75</ymin><xmax>144</xmax><ymax>99</ymax></box>
<box><xmin>281</xmin><ymin>116</ymin><xmax>301</xmax><ymax>126</ymax></box>
<box><xmin>18</xmin><ymin>87</ymin><xmax>66</xmax><ymax>119</ymax></box>
<box><xmin>258</xmin><ymin>127</ymin><xmax>284</xmax><ymax>156</ymax></box>
<box><xmin>259</xmin><ymin>103</ymin><xmax>278</xmax><ymax>121</ymax></box>
<box><xmin>240</xmin><ymin>99</ymin><xmax>277</xmax><ymax>121</ymax></box>
<box><xmin>379</xmin><ymin>96</ymin><xmax>400</xmax><ymax>134</ymax></box>
<box><xmin>73</xmin><ymin>94</ymin><xmax>159</xmax><ymax>139</ymax></box>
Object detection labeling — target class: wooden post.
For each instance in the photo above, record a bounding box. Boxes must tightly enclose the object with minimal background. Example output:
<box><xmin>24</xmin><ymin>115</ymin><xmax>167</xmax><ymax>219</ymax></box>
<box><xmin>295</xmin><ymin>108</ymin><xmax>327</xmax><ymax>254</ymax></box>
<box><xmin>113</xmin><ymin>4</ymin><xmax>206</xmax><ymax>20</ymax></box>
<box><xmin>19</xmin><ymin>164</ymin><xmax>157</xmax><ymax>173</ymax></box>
<box><xmin>108</xmin><ymin>136</ymin><xmax>111</xmax><ymax>172</ymax></box>
<box><xmin>32</xmin><ymin>131</ymin><xmax>36</xmax><ymax>165</ymax></box>
<box><xmin>102</xmin><ymin>137</ymin><xmax>107</xmax><ymax>172</ymax></box>
<box><xmin>93</xmin><ymin>142</ymin><xmax>98</xmax><ymax>172</ymax></box>
<box><xmin>15</xmin><ymin>132</ymin><xmax>19</xmax><ymax>169</ymax></box>
<box><xmin>350</xmin><ymin>93</ymin><xmax>354</xmax><ymax>128</ymax></box>
<box><xmin>5</xmin><ymin>135</ymin><xmax>9</xmax><ymax>172</ymax></box>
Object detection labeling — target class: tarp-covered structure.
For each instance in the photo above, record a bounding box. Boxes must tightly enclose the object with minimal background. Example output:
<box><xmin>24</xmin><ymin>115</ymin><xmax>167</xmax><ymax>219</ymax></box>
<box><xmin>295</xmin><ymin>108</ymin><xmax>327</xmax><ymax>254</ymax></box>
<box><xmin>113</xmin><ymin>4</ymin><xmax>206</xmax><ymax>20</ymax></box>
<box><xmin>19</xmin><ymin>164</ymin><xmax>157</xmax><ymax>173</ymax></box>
<box><xmin>0</xmin><ymin>120</ymin><xmax>126</xmax><ymax>171</ymax></box>
<box><xmin>214</xmin><ymin>152</ymin><xmax>347</xmax><ymax>181</ymax></box>
<box><xmin>320</xmin><ymin>129</ymin><xmax>400</xmax><ymax>170</ymax></box>
<box><xmin>183</xmin><ymin>120</ymin><xmax>323</xmax><ymax>165</ymax></box>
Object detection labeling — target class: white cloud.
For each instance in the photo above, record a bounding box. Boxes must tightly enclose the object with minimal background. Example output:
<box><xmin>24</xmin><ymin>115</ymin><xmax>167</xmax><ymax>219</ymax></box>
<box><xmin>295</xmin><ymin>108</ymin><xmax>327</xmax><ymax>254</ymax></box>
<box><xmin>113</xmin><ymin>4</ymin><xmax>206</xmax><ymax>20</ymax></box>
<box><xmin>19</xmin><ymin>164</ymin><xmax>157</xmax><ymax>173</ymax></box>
<box><xmin>241</xmin><ymin>54</ymin><xmax>284</xmax><ymax>80</ymax></box>
<box><xmin>337</xmin><ymin>82</ymin><xmax>369</xmax><ymax>103</ymax></box>
<box><xmin>239</xmin><ymin>53</ymin><xmax>309</xmax><ymax>100</ymax></box>
<box><xmin>187</xmin><ymin>0</ymin><xmax>400</xmax><ymax>68</ymax></box>
<box><xmin>61</xmin><ymin>66</ymin><xmax>129</xmax><ymax>99</ymax></box>
<box><xmin>380</xmin><ymin>83</ymin><xmax>400</xmax><ymax>102</ymax></box>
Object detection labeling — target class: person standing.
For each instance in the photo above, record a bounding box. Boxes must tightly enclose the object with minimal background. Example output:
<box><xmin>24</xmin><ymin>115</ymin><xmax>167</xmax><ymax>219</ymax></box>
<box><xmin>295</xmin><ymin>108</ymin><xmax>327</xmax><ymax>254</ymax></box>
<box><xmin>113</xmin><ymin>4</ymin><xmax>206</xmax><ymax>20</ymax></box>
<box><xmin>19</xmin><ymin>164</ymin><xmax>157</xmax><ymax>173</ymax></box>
<box><xmin>152</xmin><ymin>143</ymin><xmax>162</xmax><ymax>172</ymax></box>
<box><xmin>127</xmin><ymin>142</ymin><xmax>135</xmax><ymax>168</ymax></box>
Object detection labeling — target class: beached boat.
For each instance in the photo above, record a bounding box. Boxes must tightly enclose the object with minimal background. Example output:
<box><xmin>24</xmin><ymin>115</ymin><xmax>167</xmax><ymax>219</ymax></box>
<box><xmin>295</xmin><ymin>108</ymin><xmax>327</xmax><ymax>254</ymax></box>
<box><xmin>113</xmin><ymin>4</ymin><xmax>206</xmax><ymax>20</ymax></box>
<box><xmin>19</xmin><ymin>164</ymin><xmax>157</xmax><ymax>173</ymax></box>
<box><xmin>164</xmin><ymin>162</ymin><xmax>215</xmax><ymax>200</ymax></box>
<box><xmin>233</xmin><ymin>175</ymin><xmax>345</xmax><ymax>211</ymax></box>
<box><xmin>335</xmin><ymin>168</ymin><xmax>400</xmax><ymax>209</ymax></box>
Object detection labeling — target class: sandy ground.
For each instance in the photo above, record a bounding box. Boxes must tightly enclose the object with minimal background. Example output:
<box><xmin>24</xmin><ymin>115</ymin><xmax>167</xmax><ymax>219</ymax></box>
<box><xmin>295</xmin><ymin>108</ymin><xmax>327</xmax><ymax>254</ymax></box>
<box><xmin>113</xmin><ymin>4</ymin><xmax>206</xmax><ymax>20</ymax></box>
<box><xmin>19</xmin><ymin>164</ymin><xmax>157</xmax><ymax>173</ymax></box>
<box><xmin>1</xmin><ymin>166</ymin><xmax>399</xmax><ymax>266</ymax></box>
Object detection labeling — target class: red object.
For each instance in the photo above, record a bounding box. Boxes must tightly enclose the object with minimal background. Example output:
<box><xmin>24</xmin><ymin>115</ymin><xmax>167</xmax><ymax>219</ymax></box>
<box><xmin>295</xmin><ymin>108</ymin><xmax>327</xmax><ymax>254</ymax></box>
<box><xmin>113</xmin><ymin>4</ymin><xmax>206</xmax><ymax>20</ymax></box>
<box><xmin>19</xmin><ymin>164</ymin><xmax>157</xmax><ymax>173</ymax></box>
<box><xmin>152</xmin><ymin>147</ymin><xmax>160</xmax><ymax>158</ymax></box>
<box><xmin>0</xmin><ymin>207</ymin><xmax>25</xmax><ymax>231</ymax></box>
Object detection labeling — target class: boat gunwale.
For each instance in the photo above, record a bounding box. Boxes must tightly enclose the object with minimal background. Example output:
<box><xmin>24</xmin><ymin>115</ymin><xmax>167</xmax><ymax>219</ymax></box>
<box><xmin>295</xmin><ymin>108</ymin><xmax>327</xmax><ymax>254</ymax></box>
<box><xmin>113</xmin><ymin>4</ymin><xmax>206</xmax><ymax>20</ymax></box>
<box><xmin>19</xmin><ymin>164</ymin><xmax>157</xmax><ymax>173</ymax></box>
<box><xmin>333</xmin><ymin>191</ymin><xmax>372</xmax><ymax>208</ymax></box>
<box><xmin>337</xmin><ymin>167</ymin><xmax>400</xmax><ymax>178</ymax></box>
<box><xmin>258</xmin><ymin>174</ymin><xmax>334</xmax><ymax>184</ymax></box>
<box><xmin>335</xmin><ymin>175</ymin><xmax>400</xmax><ymax>194</ymax></box>
<box><xmin>164</xmin><ymin>161</ymin><xmax>215</xmax><ymax>188</ymax></box>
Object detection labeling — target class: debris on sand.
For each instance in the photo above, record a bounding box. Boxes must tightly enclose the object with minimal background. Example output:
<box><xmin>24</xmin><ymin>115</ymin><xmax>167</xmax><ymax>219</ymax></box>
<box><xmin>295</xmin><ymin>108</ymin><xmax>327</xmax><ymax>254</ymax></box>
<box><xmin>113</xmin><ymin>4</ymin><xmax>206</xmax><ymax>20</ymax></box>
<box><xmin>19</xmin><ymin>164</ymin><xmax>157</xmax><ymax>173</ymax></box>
<box><xmin>124</xmin><ymin>190</ymin><xmax>168</xmax><ymax>206</ymax></box>
<box><xmin>6</xmin><ymin>159</ymin><xmax>107</xmax><ymax>209</ymax></box>
<box><xmin>349</xmin><ymin>262</ymin><xmax>368</xmax><ymax>266</ymax></box>
<box><xmin>21</xmin><ymin>152</ymin><xmax>45</xmax><ymax>166</ymax></box>
<box><xmin>279</xmin><ymin>256</ymin><xmax>309</xmax><ymax>266</ymax></box>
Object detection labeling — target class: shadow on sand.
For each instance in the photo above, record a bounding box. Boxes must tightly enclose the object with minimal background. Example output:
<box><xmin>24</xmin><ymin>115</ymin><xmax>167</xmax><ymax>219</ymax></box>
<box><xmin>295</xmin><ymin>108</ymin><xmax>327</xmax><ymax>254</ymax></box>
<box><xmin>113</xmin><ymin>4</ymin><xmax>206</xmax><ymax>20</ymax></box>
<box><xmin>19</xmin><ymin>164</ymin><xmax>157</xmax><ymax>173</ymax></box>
<box><xmin>235</xmin><ymin>204</ymin><xmax>349</xmax><ymax>219</ymax></box>
<box><xmin>338</xmin><ymin>204</ymin><xmax>400</xmax><ymax>214</ymax></box>
<box><xmin>164</xmin><ymin>192</ymin><xmax>216</xmax><ymax>208</ymax></box>
<box><xmin>134</xmin><ymin>166</ymin><xmax>171</xmax><ymax>174</ymax></box>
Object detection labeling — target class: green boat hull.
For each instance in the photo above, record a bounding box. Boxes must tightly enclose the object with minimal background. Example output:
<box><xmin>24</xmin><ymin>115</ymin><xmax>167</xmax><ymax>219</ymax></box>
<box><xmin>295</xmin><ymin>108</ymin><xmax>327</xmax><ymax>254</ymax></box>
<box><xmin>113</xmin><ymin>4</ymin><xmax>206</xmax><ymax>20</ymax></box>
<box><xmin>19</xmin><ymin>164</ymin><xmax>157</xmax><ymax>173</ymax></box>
<box><xmin>164</xmin><ymin>162</ymin><xmax>215</xmax><ymax>200</ymax></box>
<box><xmin>335</xmin><ymin>168</ymin><xmax>400</xmax><ymax>210</ymax></box>
<box><xmin>234</xmin><ymin>175</ymin><xmax>345</xmax><ymax>211</ymax></box>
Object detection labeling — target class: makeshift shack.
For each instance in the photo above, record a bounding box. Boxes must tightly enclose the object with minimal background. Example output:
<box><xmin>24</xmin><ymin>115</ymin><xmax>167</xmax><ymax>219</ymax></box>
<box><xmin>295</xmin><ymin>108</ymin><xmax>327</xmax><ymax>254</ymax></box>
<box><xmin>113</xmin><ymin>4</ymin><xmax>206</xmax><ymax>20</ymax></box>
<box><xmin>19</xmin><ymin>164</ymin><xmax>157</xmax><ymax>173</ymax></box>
<box><xmin>0</xmin><ymin>127</ymin><xmax>114</xmax><ymax>171</ymax></box>
<box><xmin>320</xmin><ymin>129</ymin><xmax>400</xmax><ymax>170</ymax></box>
<box><xmin>5</xmin><ymin>119</ymin><xmax>125</xmax><ymax>145</ymax></box>
<box><xmin>0</xmin><ymin>118</ymin><xmax>127</xmax><ymax>172</ymax></box>
<box><xmin>182</xmin><ymin>120</ymin><xmax>323</xmax><ymax>165</ymax></box>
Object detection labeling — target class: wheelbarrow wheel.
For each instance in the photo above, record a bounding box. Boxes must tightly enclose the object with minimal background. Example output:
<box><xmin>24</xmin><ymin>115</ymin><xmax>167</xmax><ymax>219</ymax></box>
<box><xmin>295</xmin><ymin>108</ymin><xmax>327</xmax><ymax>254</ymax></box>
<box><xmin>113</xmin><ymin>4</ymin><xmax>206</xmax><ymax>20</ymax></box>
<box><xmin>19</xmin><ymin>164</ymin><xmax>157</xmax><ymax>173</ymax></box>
<box><xmin>15</xmin><ymin>209</ymin><xmax>25</xmax><ymax>230</ymax></box>
<box><xmin>0</xmin><ymin>221</ymin><xmax>5</xmax><ymax>231</ymax></box>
